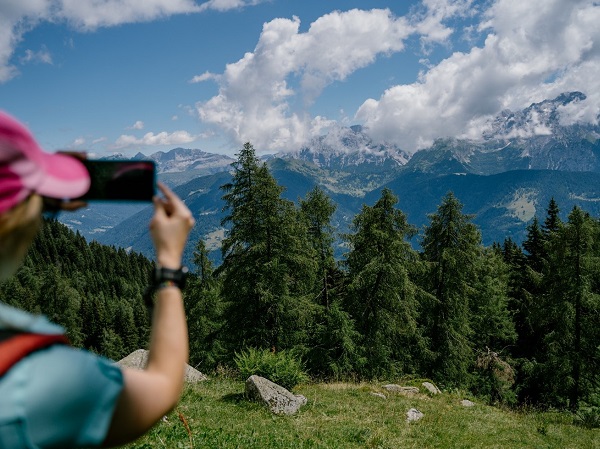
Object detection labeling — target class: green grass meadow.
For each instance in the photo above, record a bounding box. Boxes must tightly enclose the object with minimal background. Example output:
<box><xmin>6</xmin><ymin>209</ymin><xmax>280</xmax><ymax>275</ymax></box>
<box><xmin>125</xmin><ymin>378</ymin><xmax>599</xmax><ymax>449</ymax></box>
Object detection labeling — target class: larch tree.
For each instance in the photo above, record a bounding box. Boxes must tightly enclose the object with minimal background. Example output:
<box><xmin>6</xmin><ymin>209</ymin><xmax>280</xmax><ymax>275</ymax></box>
<box><xmin>218</xmin><ymin>143</ymin><xmax>317</xmax><ymax>354</ymax></box>
<box><xmin>300</xmin><ymin>186</ymin><xmax>361</xmax><ymax>377</ymax></box>
<box><xmin>541</xmin><ymin>207</ymin><xmax>600</xmax><ymax>410</ymax></box>
<box><xmin>185</xmin><ymin>239</ymin><xmax>225</xmax><ymax>371</ymax></box>
<box><xmin>343</xmin><ymin>188</ymin><xmax>425</xmax><ymax>377</ymax></box>
<box><xmin>421</xmin><ymin>191</ymin><xmax>481</xmax><ymax>387</ymax></box>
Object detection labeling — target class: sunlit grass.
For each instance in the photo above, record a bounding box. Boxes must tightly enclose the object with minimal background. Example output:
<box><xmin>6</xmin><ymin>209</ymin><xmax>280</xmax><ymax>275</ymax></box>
<box><xmin>125</xmin><ymin>378</ymin><xmax>599</xmax><ymax>449</ymax></box>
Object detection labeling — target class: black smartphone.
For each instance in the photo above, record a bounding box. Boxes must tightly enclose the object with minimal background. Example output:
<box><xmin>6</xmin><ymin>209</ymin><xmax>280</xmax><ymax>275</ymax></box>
<box><xmin>79</xmin><ymin>160</ymin><xmax>156</xmax><ymax>201</ymax></box>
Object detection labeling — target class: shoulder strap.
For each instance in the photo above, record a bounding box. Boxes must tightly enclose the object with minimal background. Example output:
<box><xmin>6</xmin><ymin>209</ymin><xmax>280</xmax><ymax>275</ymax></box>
<box><xmin>0</xmin><ymin>333</ymin><xmax>70</xmax><ymax>376</ymax></box>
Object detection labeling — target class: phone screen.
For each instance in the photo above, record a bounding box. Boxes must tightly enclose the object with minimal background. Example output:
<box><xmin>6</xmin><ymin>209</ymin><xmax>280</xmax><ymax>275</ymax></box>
<box><xmin>79</xmin><ymin>160</ymin><xmax>156</xmax><ymax>201</ymax></box>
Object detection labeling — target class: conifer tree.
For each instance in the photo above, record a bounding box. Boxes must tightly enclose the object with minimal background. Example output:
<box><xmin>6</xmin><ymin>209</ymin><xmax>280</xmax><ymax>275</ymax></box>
<box><xmin>470</xmin><ymin>247</ymin><xmax>516</xmax><ymax>351</ymax></box>
<box><xmin>421</xmin><ymin>192</ymin><xmax>481</xmax><ymax>387</ymax></box>
<box><xmin>343</xmin><ymin>188</ymin><xmax>425</xmax><ymax>377</ymax></box>
<box><xmin>512</xmin><ymin>217</ymin><xmax>546</xmax><ymax>365</ymax></box>
<box><xmin>218</xmin><ymin>143</ymin><xmax>317</xmax><ymax>354</ymax></box>
<box><xmin>523</xmin><ymin>217</ymin><xmax>545</xmax><ymax>272</ymax></box>
<box><xmin>298</xmin><ymin>186</ymin><xmax>362</xmax><ymax>377</ymax></box>
<box><xmin>542</xmin><ymin>197</ymin><xmax>561</xmax><ymax>237</ymax></box>
<box><xmin>541</xmin><ymin>207</ymin><xmax>600</xmax><ymax>409</ymax></box>
<box><xmin>300</xmin><ymin>186</ymin><xmax>337</xmax><ymax>308</ymax></box>
<box><xmin>185</xmin><ymin>239</ymin><xmax>225</xmax><ymax>371</ymax></box>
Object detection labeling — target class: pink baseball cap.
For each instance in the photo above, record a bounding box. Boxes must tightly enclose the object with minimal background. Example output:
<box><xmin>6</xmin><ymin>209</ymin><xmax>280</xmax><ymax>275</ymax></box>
<box><xmin>0</xmin><ymin>111</ymin><xmax>91</xmax><ymax>214</ymax></box>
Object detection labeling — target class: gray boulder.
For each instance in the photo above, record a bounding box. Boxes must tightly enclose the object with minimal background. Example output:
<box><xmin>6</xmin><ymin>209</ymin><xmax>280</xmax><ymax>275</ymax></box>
<box><xmin>382</xmin><ymin>384</ymin><xmax>420</xmax><ymax>396</ymax></box>
<box><xmin>245</xmin><ymin>375</ymin><xmax>307</xmax><ymax>415</ymax></box>
<box><xmin>461</xmin><ymin>399</ymin><xmax>476</xmax><ymax>407</ymax></box>
<box><xmin>406</xmin><ymin>408</ymin><xmax>424</xmax><ymax>422</ymax></box>
<box><xmin>422</xmin><ymin>382</ymin><xmax>441</xmax><ymax>395</ymax></box>
<box><xmin>116</xmin><ymin>349</ymin><xmax>207</xmax><ymax>383</ymax></box>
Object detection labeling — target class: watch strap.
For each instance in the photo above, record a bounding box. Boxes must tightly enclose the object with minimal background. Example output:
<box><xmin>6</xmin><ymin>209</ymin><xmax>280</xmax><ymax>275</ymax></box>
<box><xmin>152</xmin><ymin>265</ymin><xmax>189</xmax><ymax>289</ymax></box>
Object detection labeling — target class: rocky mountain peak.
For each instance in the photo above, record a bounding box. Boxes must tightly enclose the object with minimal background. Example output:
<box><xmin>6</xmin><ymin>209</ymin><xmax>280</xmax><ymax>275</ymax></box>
<box><xmin>483</xmin><ymin>91</ymin><xmax>587</xmax><ymax>140</ymax></box>
<box><xmin>141</xmin><ymin>147</ymin><xmax>233</xmax><ymax>173</ymax></box>
<box><xmin>277</xmin><ymin>125</ymin><xmax>409</xmax><ymax>171</ymax></box>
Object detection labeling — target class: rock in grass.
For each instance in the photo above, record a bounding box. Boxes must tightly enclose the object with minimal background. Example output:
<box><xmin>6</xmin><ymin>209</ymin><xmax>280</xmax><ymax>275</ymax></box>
<box><xmin>382</xmin><ymin>384</ymin><xmax>420</xmax><ymax>396</ymax></box>
<box><xmin>116</xmin><ymin>349</ymin><xmax>207</xmax><ymax>383</ymax></box>
<box><xmin>371</xmin><ymin>392</ymin><xmax>387</xmax><ymax>399</ymax></box>
<box><xmin>406</xmin><ymin>408</ymin><xmax>424</xmax><ymax>422</ymax></box>
<box><xmin>422</xmin><ymin>382</ymin><xmax>441</xmax><ymax>395</ymax></box>
<box><xmin>245</xmin><ymin>375</ymin><xmax>307</xmax><ymax>415</ymax></box>
<box><xmin>461</xmin><ymin>399</ymin><xmax>476</xmax><ymax>407</ymax></box>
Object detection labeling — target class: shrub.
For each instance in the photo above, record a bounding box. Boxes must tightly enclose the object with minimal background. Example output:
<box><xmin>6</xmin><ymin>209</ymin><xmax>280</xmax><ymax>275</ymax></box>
<box><xmin>473</xmin><ymin>349</ymin><xmax>517</xmax><ymax>406</ymax></box>
<box><xmin>574</xmin><ymin>406</ymin><xmax>600</xmax><ymax>429</ymax></box>
<box><xmin>234</xmin><ymin>347</ymin><xmax>308</xmax><ymax>390</ymax></box>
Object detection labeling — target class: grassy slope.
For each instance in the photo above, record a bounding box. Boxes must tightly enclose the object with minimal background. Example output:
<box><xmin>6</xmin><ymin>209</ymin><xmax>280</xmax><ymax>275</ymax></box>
<box><xmin>125</xmin><ymin>379</ymin><xmax>599</xmax><ymax>449</ymax></box>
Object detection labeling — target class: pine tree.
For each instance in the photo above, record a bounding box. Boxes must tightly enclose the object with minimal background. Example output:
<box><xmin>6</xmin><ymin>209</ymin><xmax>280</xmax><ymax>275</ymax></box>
<box><xmin>299</xmin><ymin>186</ymin><xmax>337</xmax><ymax>309</ymax></box>
<box><xmin>297</xmin><ymin>186</ymin><xmax>362</xmax><ymax>377</ymax></box>
<box><xmin>470</xmin><ymin>247</ymin><xmax>516</xmax><ymax>351</ymax></box>
<box><xmin>185</xmin><ymin>239</ymin><xmax>225</xmax><ymax>371</ymax></box>
<box><xmin>421</xmin><ymin>192</ymin><xmax>481</xmax><ymax>387</ymax></box>
<box><xmin>542</xmin><ymin>197</ymin><xmax>561</xmax><ymax>237</ymax></box>
<box><xmin>218</xmin><ymin>143</ymin><xmax>317</xmax><ymax>354</ymax></box>
<box><xmin>541</xmin><ymin>207</ymin><xmax>600</xmax><ymax>409</ymax></box>
<box><xmin>343</xmin><ymin>188</ymin><xmax>425</xmax><ymax>377</ymax></box>
<box><xmin>512</xmin><ymin>217</ymin><xmax>546</xmax><ymax>364</ymax></box>
<box><xmin>523</xmin><ymin>217</ymin><xmax>545</xmax><ymax>272</ymax></box>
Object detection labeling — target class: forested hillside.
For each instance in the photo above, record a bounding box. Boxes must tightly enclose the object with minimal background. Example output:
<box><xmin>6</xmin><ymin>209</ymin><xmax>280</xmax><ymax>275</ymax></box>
<box><xmin>3</xmin><ymin>143</ymin><xmax>599</xmax><ymax>419</ymax></box>
<box><xmin>0</xmin><ymin>220</ymin><xmax>153</xmax><ymax>361</ymax></box>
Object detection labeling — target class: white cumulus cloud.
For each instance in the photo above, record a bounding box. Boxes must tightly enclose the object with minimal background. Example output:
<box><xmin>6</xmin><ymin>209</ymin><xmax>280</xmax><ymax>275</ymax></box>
<box><xmin>356</xmin><ymin>0</ymin><xmax>600</xmax><ymax>153</ymax></box>
<box><xmin>127</xmin><ymin>120</ymin><xmax>145</xmax><ymax>130</ymax></box>
<box><xmin>197</xmin><ymin>0</ymin><xmax>267</xmax><ymax>13</ymax></box>
<box><xmin>190</xmin><ymin>71</ymin><xmax>220</xmax><ymax>83</ymax></box>
<box><xmin>113</xmin><ymin>130</ymin><xmax>199</xmax><ymax>149</ymax></box>
<box><xmin>0</xmin><ymin>0</ymin><xmax>265</xmax><ymax>82</ymax></box>
<box><xmin>195</xmin><ymin>0</ymin><xmax>600</xmax><ymax>154</ymax></box>
<box><xmin>196</xmin><ymin>8</ymin><xmax>415</xmax><ymax>152</ymax></box>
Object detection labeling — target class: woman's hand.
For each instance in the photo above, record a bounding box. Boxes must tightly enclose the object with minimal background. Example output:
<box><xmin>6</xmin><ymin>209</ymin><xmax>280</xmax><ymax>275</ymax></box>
<box><xmin>149</xmin><ymin>182</ymin><xmax>195</xmax><ymax>269</ymax></box>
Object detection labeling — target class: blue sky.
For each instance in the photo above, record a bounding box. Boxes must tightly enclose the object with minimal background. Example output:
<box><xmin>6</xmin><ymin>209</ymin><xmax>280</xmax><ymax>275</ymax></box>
<box><xmin>0</xmin><ymin>0</ymin><xmax>598</xmax><ymax>157</ymax></box>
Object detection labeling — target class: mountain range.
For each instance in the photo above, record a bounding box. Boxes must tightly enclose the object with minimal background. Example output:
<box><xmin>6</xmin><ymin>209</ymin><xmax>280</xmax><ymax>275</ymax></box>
<box><xmin>61</xmin><ymin>91</ymin><xmax>600</xmax><ymax>266</ymax></box>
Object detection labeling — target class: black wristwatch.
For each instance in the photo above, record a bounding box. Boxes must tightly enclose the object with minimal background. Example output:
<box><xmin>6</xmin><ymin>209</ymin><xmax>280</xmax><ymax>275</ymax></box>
<box><xmin>151</xmin><ymin>265</ymin><xmax>189</xmax><ymax>290</ymax></box>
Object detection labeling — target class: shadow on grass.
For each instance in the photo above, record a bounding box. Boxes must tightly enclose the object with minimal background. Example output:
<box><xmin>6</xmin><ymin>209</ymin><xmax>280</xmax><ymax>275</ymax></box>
<box><xmin>220</xmin><ymin>392</ymin><xmax>248</xmax><ymax>404</ymax></box>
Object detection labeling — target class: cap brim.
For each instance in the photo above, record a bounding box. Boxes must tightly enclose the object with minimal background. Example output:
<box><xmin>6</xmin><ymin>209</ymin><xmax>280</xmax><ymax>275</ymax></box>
<box><xmin>36</xmin><ymin>153</ymin><xmax>91</xmax><ymax>200</ymax></box>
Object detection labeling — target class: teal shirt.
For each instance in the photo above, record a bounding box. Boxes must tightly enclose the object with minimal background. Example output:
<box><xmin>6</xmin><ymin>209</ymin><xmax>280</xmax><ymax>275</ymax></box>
<box><xmin>0</xmin><ymin>303</ymin><xmax>124</xmax><ymax>448</ymax></box>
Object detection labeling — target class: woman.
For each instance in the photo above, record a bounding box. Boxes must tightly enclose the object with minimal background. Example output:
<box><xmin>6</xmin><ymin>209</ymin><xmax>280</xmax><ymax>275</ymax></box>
<box><xmin>0</xmin><ymin>111</ymin><xmax>194</xmax><ymax>448</ymax></box>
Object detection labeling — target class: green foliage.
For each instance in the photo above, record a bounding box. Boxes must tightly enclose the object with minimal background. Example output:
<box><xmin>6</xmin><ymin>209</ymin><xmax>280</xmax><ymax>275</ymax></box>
<box><xmin>574</xmin><ymin>406</ymin><xmax>600</xmax><ymax>429</ymax></box>
<box><xmin>4</xmin><ymin>153</ymin><xmax>600</xmax><ymax>413</ymax></box>
<box><xmin>218</xmin><ymin>143</ymin><xmax>317</xmax><ymax>354</ymax></box>
<box><xmin>124</xmin><ymin>379</ymin><xmax>600</xmax><ymax>449</ymax></box>
<box><xmin>472</xmin><ymin>348</ymin><xmax>517</xmax><ymax>406</ymax></box>
<box><xmin>305</xmin><ymin>302</ymin><xmax>365</xmax><ymax>380</ymax></box>
<box><xmin>421</xmin><ymin>192</ymin><xmax>480</xmax><ymax>387</ymax></box>
<box><xmin>299</xmin><ymin>185</ymin><xmax>337</xmax><ymax>308</ymax></box>
<box><xmin>185</xmin><ymin>239</ymin><xmax>226</xmax><ymax>372</ymax></box>
<box><xmin>0</xmin><ymin>219</ymin><xmax>153</xmax><ymax>360</ymax></box>
<box><xmin>535</xmin><ymin>206</ymin><xmax>600</xmax><ymax>409</ymax></box>
<box><xmin>234</xmin><ymin>347</ymin><xmax>308</xmax><ymax>390</ymax></box>
<box><xmin>343</xmin><ymin>188</ymin><xmax>426</xmax><ymax>378</ymax></box>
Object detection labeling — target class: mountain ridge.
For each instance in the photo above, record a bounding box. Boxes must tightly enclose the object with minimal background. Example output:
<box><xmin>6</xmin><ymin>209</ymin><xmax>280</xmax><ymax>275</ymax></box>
<box><xmin>65</xmin><ymin>91</ymin><xmax>600</xmax><ymax>264</ymax></box>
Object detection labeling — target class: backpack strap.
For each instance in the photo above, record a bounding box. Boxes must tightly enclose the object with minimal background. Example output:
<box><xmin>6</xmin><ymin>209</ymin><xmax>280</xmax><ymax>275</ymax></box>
<box><xmin>0</xmin><ymin>332</ymin><xmax>69</xmax><ymax>376</ymax></box>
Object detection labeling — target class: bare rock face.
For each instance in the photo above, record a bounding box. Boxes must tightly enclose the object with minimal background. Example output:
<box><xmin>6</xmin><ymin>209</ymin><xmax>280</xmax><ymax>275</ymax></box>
<box><xmin>116</xmin><ymin>349</ymin><xmax>207</xmax><ymax>383</ymax></box>
<box><xmin>245</xmin><ymin>375</ymin><xmax>307</xmax><ymax>415</ymax></box>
